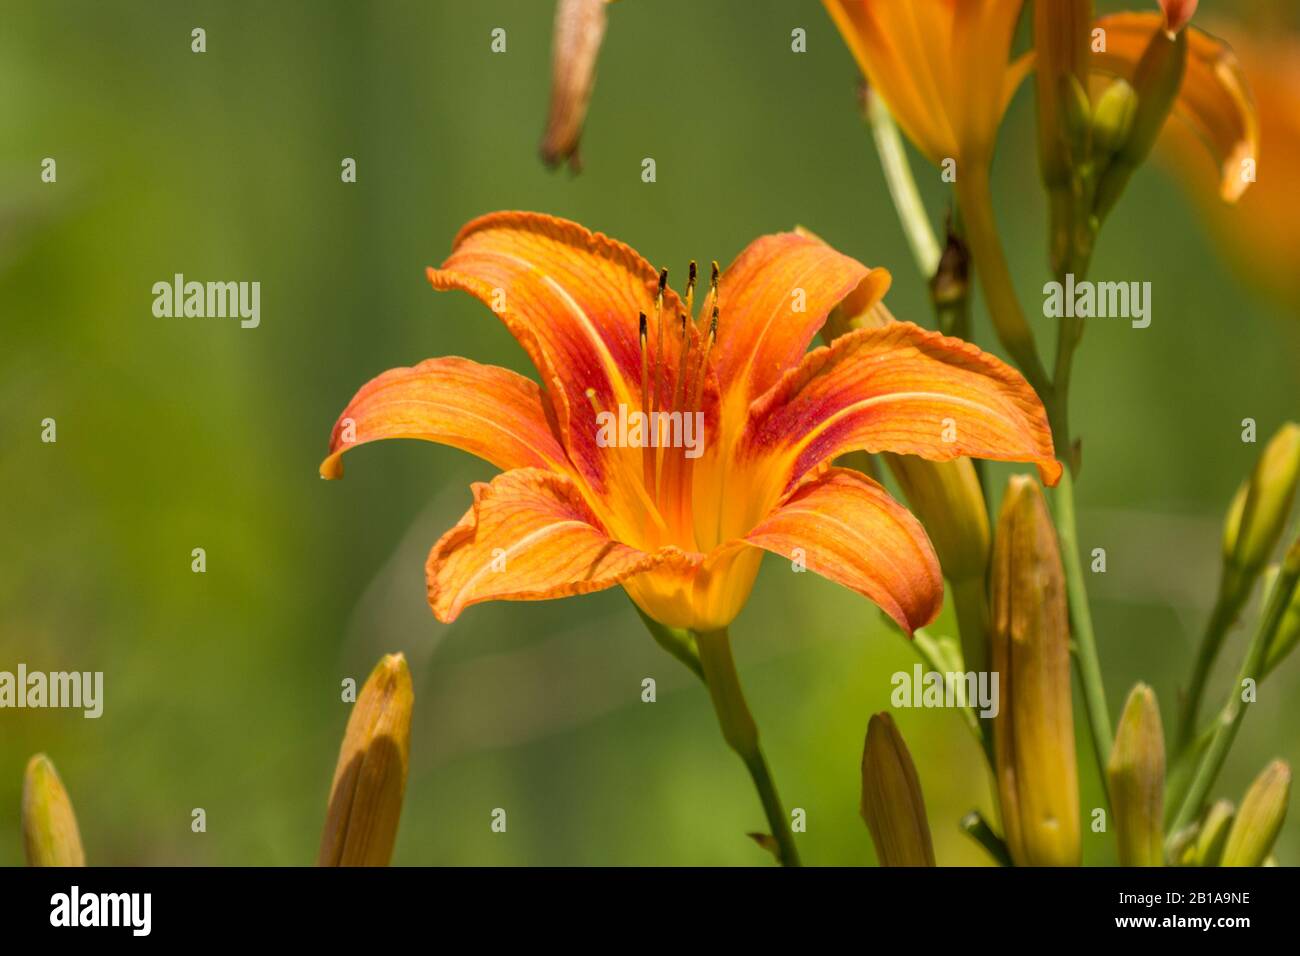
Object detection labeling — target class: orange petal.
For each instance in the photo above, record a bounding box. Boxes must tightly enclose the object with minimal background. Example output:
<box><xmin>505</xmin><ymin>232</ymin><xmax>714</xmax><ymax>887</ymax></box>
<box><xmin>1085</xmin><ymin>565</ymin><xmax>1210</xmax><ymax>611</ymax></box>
<box><xmin>711</xmin><ymin>230</ymin><xmax>880</xmax><ymax>412</ymax></box>
<box><xmin>1093</xmin><ymin>13</ymin><xmax>1258</xmax><ymax>201</ymax></box>
<box><xmin>742</xmin><ymin>322</ymin><xmax>1061</xmax><ymax>503</ymax></box>
<box><xmin>426</xmin><ymin>211</ymin><xmax>696</xmax><ymax>492</ymax></box>
<box><xmin>822</xmin><ymin>0</ymin><xmax>957</xmax><ymax>164</ymax></box>
<box><xmin>539</xmin><ymin>0</ymin><xmax>609</xmax><ymax>171</ymax></box>
<box><xmin>949</xmin><ymin>0</ymin><xmax>1026</xmax><ymax>164</ymax></box>
<box><xmin>745</xmin><ymin>467</ymin><xmax>943</xmax><ymax>635</ymax></box>
<box><xmin>320</xmin><ymin>357</ymin><xmax>568</xmax><ymax>479</ymax></box>
<box><xmin>426</xmin><ymin>468</ymin><xmax>687</xmax><ymax>622</ymax></box>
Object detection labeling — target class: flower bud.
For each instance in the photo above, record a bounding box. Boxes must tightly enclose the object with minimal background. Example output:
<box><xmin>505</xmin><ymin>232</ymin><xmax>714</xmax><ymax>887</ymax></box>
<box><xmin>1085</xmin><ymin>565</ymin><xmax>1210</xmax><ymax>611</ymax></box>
<box><xmin>1190</xmin><ymin>799</ymin><xmax>1235</xmax><ymax>867</ymax></box>
<box><xmin>22</xmin><ymin>754</ymin><xmax>85</xmax><ymax>867</ymax></box>
<box><xmin>539</xmin><ymin>0</ymin><xmax>610</xmax><ymax>171</ymax></box>
<box><xmin>1107</xmin><ymin>684</ymin><xmax>1165</xmax><ymax>866</ymax></box>
<box><xmin>884</xmin><ymin>455</ymin><xmax>989</xmax><ymax>586</ymax></box>
<box><xmin>1223</xmin><ymin>422</ymin><xmax>1300</xmax><ymax>588</ymax></box>
<box><xmin>990</xmin><ymin>475</ymin><xmax>1081</xmax><ymax>866</ymax></box>
<box><xmin>1092</xmin><ymin>79</ymin><xmax>1139</xmax><ymax>156</ymax></box>
<box><xmin>1220</xmin><ymin>760</ymin><xmax>1291</xmax><ymax>867</ymax></box>
<box><xmin>1263</xmin><ymin>563</ymin><xmax>1300</xmax><ymax>677</ymax></box>
<box><xmin>319</xmin><ymin>653</ymin><xmax>414</xmax><ymax>866</ymax></box>
<box><xmin>860</xmin><ymin>713</ymin><xmax>935</xmax><ymax>866</ymax></box>
<box><xmin>1094</xmin><ymin>23</ymin><xmax>1188</xmax><ymax>220</ymax></box>
<box><xmin>885</xmin><ymin>453</ymin><xmax>991</xmax><ymax>672</ymax></box>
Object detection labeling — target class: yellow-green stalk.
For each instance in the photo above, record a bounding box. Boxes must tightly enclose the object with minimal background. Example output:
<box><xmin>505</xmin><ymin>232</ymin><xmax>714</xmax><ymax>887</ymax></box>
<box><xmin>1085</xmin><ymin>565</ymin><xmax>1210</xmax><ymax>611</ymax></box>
<box><xmin>319</xmin><ymin>652</ymin><xmax>413</xmax><ymax>866</ymax></box>
<box><xmin>991</xmin><ymin>476</ymin><xmax>1081</xmax><ymax>866</ymax></box>
<box><xmin>860</xmin><ymin>713</ymin><xmax>935</xmax><ymax>867</ymax></box>
<box><xmin>1220</xmin><ymin>760</ymin><xmax>1291</xmax><ymax>867</ymax></box>
<box><xmin>22</xmin><ymin>754</ymin><xmax>85</xmax><ymax>867</ymax></box>
<box><xmin>1032</xmin><ymin>0</ymin><xmax>1093</xmax><ymax>274</ymax></box>
<box><xmin>1107</xmin><ymin>684</ymin><xmax>1165</xmax><ymax>866</ymax></box>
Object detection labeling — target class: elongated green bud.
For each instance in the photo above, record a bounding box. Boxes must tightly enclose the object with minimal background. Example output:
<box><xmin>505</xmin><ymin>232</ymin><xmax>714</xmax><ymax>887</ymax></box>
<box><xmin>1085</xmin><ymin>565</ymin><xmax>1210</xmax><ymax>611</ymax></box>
<box><xmin>1191</xmin><ymin>800</ymin><xmax>1235</xmax><ymax>867</ymax></box>
<box><xmin>1221</xmin><ymin>760</ymin><xmax>1291</xmax><ymax>867</ymax></box>
<box><xmin>1107</xmin><ymin>684</ymin><xmax>1165</xmax><ymax>866</ymax></box>
<box><xmin>861</xmin><ymin>713</ymin><xmax>935</xmax><ymax>866</ymax></box>
<box><xmin>22</xmin><ymin>754</ymin><xmax>86</xmax><ymax>867</ymax></box>
<box><xmin>1224</xmin><ymin>423</ymin><xmax>1300</xmax><ymax>588</ymax></box>
<box><xmin>991</xmin><ymin>476</ymin><xmax>1081</xmax><ymax>866</ymax></box>
<box><xmin>319</xmin><ymin>653</ymin><xmax>413</xmax><ymax>866</ymax></box>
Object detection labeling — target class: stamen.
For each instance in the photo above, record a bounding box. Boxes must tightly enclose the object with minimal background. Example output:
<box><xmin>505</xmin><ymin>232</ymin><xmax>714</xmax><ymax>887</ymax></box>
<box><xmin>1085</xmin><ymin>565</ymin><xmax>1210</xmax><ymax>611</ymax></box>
<box><xmin>653</xmin><ymin>268</ymin><xmax>667</xmax><ymax>420</ymax></box>
<box><xmin>638</xmin><ymin>312</ymin><xmax>655</xmax><ymax>495</ymax></box>
<box><xmin>669</xmin><ymin>313</ymin><xmax>690</xmax><ymax>415</ymax></box>
<box><xmin>685</xmin><ymin>260</ymin><xmax>698</xmax><ymax>320</ymax></box>
<box><xmin>670</xmin><ymin>299</ymin><xmax>719</xmax><ymax>547</ymax></box>
<box><xmin>690</xmin><ymin>304</ymin><xmax>719</xmax><ymax>414</ymax></box>
<box><xmin>584</xmin><ymin>387</ymin><xmax>605</xmax><ymax>416</ymax></box>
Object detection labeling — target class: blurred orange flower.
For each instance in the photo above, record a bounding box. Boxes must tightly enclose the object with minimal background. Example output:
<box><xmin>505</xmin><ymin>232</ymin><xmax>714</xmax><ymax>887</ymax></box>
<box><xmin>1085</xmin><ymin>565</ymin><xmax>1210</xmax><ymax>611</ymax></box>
<box><xmin>1162</xmin><ymin>22</ymin><xmax>1300</xmax><ymax>305</ymax></box>
<box><xmin>322</xmin><ymin>212</ymin><xmax>1059</xmax><ymax>633</ymax></box>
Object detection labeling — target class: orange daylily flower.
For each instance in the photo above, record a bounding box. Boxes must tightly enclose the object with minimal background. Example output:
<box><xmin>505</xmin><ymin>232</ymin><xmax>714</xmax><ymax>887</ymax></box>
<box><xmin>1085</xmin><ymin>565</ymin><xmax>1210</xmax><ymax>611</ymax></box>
<box><xmin>321</xmin><ymin>212</ymin><xmax>1060</xmax><ymax>633</ymax></box>
<box><xmin>822</xmin><ymin>0</ymin><xmax>1032</xmax><ymax>172</ymax></box>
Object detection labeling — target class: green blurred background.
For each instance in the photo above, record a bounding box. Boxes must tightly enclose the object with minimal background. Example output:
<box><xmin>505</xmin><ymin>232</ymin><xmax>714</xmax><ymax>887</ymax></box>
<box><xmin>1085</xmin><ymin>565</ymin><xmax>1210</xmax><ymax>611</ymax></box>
<box><xmin>2</xmin><ymin>0</ymin><xmax>1297</xmax><ymax>866</ymax></box>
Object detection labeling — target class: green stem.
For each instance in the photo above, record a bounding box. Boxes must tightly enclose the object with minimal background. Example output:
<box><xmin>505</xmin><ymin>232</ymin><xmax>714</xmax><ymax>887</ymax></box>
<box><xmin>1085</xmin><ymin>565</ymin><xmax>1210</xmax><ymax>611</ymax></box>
<box><xmin>1174</xmin><ymin>580</ymin><xmax>1245</xmax><ymax>754</ymax></box>
<box><xmin>633</xmin><ymin>604</ymin><xmax>703</xmax><ymax>680</ymax></box>
<box><xmin>1166</xmin><ymin>551</ymin><xmax>1300</xmax><ymax>844</ymax></box>
<box><xmin>949</xmin><ymin>578</ymin><xmax>996</xmax><ymax>764</ymax></box>
<box><xmin>1049</xmin><ymin>467</ymin><xmax>1113</xmax><ymax>803</ymax></box>
<box><xmin>1048</xmin><ymin>249</ymin><xmax>1093</xmax><ymax>474</ymax></box>
<box><xmin>960</xmin><ymin>810</ymin><xmax>1014</xmax><ymax>867</ymax></box>
<box><xmin>695</xmin><ymin>628</ymin><xmax>802</xmax><ymax>867</ymax></box>
<box><xmin>913</xmin><ymin>625</ymin><xmax>989</xmax><ymax>763</ymax></box>
<box><xmin>931</xmin><ymin>214</ymin><xmax>972</xmax><ymax>341</ymax></box>
<box><xmin>955</xmin><ymin>168</ymin><xmax>1052</xmax><ymax>397</ymax></box>
<box><xmin>863</xmin><ymin>88</ymin><xmax>941</xmax><ymax>278</ymax></box>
